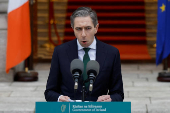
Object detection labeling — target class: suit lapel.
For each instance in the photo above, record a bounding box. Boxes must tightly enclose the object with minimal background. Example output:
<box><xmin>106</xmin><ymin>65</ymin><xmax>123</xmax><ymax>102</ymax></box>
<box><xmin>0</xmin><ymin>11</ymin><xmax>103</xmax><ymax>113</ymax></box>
<box><xmin>96</xmin><ymin>38</ymin><xmax>107</xmax><ymax>72</ymax></box>
<box><xmin>66</xmin><ymin>39</ymin><xmax>78</xmax><ymax>62</ymax></box>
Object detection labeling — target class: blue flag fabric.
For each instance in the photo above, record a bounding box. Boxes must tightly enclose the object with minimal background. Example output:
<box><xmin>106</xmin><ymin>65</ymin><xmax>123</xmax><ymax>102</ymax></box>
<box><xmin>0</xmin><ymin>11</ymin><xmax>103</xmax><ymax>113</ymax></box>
<box><xmin>156</xmin><ymin>0</ymin><xmax>170</xmax><ymax>65</ymax></box>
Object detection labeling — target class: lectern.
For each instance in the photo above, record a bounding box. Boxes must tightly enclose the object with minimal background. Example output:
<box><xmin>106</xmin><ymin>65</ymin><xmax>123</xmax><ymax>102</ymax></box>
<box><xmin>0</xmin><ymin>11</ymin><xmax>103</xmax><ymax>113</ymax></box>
<box><xmin>36</xmin><ymin>102</ymin><xmax>131</xmax><ymax>113</ymax></box>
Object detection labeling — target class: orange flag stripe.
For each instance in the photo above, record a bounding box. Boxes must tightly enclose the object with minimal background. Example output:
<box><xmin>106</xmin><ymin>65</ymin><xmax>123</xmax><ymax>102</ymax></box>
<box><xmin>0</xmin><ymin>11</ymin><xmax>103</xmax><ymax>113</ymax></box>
<box><xmin>6</xmin><ymin>1</ymin><xmax>31</xmax><ymax>73</ymax></box>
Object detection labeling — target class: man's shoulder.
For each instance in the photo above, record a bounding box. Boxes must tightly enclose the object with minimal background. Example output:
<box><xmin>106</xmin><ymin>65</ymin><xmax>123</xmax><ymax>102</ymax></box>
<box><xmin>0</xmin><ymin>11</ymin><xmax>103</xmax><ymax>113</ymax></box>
<box><xmin>98</xmin><ymin>40</ymin><xmax>119</xmax><ymax>53</ymax></box>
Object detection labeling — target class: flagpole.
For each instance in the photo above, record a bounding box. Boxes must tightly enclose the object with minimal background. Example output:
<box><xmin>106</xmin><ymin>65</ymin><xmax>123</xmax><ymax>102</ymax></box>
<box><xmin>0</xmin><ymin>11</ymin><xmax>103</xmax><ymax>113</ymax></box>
<box><xmin>157</xmin><ymin>56</ymin><xmax>170</xmax><ymax>82</ymax></box>
<box><xmin>163</xmin><ymin>58</ymin><xmax>168</xmax><ymax>70</ymax></box>
<box><xmin>27</xmin><ymin>0</ymin><xmax>34</xmax><ymax>70</ymax></box>
<box><xmin>14</xmin><ymin>0</ymin><xmax>38</xmax><ymax>81</ymax></box>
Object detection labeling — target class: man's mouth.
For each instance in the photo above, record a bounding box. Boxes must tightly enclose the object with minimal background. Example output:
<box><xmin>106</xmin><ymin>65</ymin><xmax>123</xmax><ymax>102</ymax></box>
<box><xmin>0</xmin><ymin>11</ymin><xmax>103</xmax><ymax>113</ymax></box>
<box><xmin>82</xmin><ymin>41</ymin><xmax>87</xmax><ymax>44</ymax></box>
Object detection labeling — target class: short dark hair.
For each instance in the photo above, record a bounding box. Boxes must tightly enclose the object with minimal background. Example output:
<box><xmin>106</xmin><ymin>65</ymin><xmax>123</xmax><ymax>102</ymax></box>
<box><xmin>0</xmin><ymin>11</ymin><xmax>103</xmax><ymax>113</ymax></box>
<box><xmin>70</xmin><ymin>7</ymin><xmax>98</xmax><ymax>28</ymax></box>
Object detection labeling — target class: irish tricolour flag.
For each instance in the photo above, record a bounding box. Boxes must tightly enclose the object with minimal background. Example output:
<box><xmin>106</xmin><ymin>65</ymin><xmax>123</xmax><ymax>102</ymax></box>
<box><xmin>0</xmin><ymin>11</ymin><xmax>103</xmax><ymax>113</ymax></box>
<box><xmin>6</xmin><ymin>0</ymin><xmax>31</xmax><ymax>73</ymax></box>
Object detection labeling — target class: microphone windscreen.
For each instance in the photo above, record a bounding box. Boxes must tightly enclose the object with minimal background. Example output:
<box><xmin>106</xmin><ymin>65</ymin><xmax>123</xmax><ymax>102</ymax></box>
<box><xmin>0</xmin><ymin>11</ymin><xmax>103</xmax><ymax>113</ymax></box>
<box><xmin>70</xmin><ymin>59</ymin><xmax>84</xmax><ymax>74</ymax></box>
<box><xmin>86</xmin><ymin>60</ymin><xmax>100</xmax><ymax>76</ymax></box>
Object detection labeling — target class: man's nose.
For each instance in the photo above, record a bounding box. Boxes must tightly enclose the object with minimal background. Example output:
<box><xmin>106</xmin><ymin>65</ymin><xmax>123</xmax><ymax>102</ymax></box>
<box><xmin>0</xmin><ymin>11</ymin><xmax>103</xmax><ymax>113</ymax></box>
<box><xmin>81</xmin><ymin>29</ymin><xmax>86</xmax><ymax>37</ymax></box>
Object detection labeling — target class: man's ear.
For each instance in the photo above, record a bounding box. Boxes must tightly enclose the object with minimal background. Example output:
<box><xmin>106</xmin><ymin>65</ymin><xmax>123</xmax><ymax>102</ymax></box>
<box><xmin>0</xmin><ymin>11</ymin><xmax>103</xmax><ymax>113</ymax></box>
<box><xmin>71</xmin><ymin>26</ymin><xmax>74</xmax><ymax>29</ymax></box>
<box><xmin>95</xmin><ymin>23</ymin><xmax>99</xmax><ymax>34</ymax></box>
<box><xmin>72</xmin><ymin>26</ymin><xmax>75</xmax><ymax>32</ymax></box>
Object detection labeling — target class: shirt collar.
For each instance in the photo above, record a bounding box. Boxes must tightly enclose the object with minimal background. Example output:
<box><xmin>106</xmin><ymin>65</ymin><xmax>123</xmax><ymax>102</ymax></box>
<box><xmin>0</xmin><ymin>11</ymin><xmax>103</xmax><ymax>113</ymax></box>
<box><xmin>77</xmin><ymin>37</ymin><xmax>96</xmax><ymax>50</ymax></box>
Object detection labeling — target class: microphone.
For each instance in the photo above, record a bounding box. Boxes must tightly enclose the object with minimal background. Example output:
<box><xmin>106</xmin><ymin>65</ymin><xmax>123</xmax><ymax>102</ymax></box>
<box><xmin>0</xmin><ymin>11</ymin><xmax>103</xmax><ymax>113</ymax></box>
<box><xmin>70</xmin><ymin>59</ymin><xmax>84</xmax><ymax>90</ymax></box>
<box><xmin>86</xmin><ymin>60</ymin><xmax>100</xmax><ymax>92</ymax></box>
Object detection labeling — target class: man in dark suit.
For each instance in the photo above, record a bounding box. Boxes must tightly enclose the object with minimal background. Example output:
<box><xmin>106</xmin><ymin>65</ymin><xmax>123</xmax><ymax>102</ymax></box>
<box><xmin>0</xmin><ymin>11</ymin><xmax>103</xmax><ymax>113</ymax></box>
<box><xmin>45</xmin><ymin>7</ymin><xmax>124</xmax><ymax>102</ymax></box>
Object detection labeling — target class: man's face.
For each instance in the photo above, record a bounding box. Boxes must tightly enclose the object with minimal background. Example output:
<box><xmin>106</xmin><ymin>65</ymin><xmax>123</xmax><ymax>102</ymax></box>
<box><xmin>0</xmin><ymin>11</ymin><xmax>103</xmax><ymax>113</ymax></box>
<box><xmin>73</xmin><ymin>16</ymin><xmax>99</xmax><ymax>47</ymax></box>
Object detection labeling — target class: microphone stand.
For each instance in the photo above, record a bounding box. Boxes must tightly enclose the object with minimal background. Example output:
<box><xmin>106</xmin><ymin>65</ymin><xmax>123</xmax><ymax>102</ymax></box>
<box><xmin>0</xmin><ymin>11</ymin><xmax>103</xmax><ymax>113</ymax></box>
<box><xmin>81</xmin><ymin>78</ymin><xmax>94</xmax><ymax>102</ymax></box>
<box><xmin>82</xmin><ymin>85</ymin><xmax>86</xmax><ymax>102</ymax></box>
<box><xmin>74</xmin><ymin>89</ymin><xmax>77</xmax><ymax>100</ymax></box>
<box><xmin>81</xmin><ymin>79</ymin><xmax>88</xmax><ymax>102</ymax></box>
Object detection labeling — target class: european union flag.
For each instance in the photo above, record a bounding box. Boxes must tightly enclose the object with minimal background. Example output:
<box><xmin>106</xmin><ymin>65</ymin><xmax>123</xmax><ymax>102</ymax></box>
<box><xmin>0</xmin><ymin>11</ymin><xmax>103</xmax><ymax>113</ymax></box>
<box><xmin>156</xmin><ymin>0</ymin><xmax>170</xmax><ymax>65</ymax></box>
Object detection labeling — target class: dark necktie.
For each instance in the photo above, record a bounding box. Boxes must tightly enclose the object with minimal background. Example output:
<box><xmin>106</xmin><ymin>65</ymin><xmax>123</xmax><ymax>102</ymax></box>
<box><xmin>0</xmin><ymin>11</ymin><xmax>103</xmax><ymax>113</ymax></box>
<box><xmin>83</xmin><ymin>48</ymin><xmax>91</xmax><ymax>89</ymax></box>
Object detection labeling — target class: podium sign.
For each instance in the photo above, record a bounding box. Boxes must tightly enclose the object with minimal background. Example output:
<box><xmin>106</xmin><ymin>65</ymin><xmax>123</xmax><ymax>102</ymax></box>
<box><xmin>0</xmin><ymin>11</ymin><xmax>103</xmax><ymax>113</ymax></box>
<box><xmin>36</xmin><ymin>102</ymin><xmax>131</xmax><ymax>113</ymax></box>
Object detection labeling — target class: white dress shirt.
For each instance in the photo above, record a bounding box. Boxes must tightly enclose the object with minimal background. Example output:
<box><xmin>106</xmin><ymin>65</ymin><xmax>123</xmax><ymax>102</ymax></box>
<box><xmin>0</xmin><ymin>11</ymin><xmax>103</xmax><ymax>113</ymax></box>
<box><xmin>77</xmin><ymin>37</ymin><xmax>96</xmax><ymax>61</ymax></box>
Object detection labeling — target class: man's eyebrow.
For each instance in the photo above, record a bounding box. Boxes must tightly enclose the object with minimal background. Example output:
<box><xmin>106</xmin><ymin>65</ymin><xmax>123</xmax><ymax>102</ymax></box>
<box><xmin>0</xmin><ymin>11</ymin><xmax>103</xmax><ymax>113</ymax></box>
<box><xmin>75</xmin><ymin>27</ymin><xmax>82</xmax><ymax>29</ymax></box>
<box><xmin>75</xmin><ymin>26</ymin><xmax>92</xmax><ymax>28</ymax></box>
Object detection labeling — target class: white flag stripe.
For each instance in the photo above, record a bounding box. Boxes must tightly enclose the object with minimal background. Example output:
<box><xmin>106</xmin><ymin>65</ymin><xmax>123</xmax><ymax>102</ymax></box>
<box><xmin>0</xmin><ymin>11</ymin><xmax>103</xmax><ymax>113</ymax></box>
<box><xmin>8</xmin><ymin>0</ymin><xmax>28</xmax><ymax>13</ymax></box>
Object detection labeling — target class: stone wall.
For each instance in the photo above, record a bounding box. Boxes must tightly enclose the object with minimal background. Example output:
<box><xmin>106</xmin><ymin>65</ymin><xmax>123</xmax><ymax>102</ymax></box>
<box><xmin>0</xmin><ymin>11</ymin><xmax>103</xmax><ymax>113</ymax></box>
<box><xmin>0</xmin><ymin>0</ymin><xmax>13</xmax><ymax>82</ymax></box>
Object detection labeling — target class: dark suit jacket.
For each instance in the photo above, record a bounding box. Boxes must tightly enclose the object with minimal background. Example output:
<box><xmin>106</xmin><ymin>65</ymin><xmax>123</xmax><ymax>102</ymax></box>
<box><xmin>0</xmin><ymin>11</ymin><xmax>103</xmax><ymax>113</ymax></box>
<box><xmin>44</xmin><ymin>38</ymin><xmax>124</xmax><ymax>101</ymax></box>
